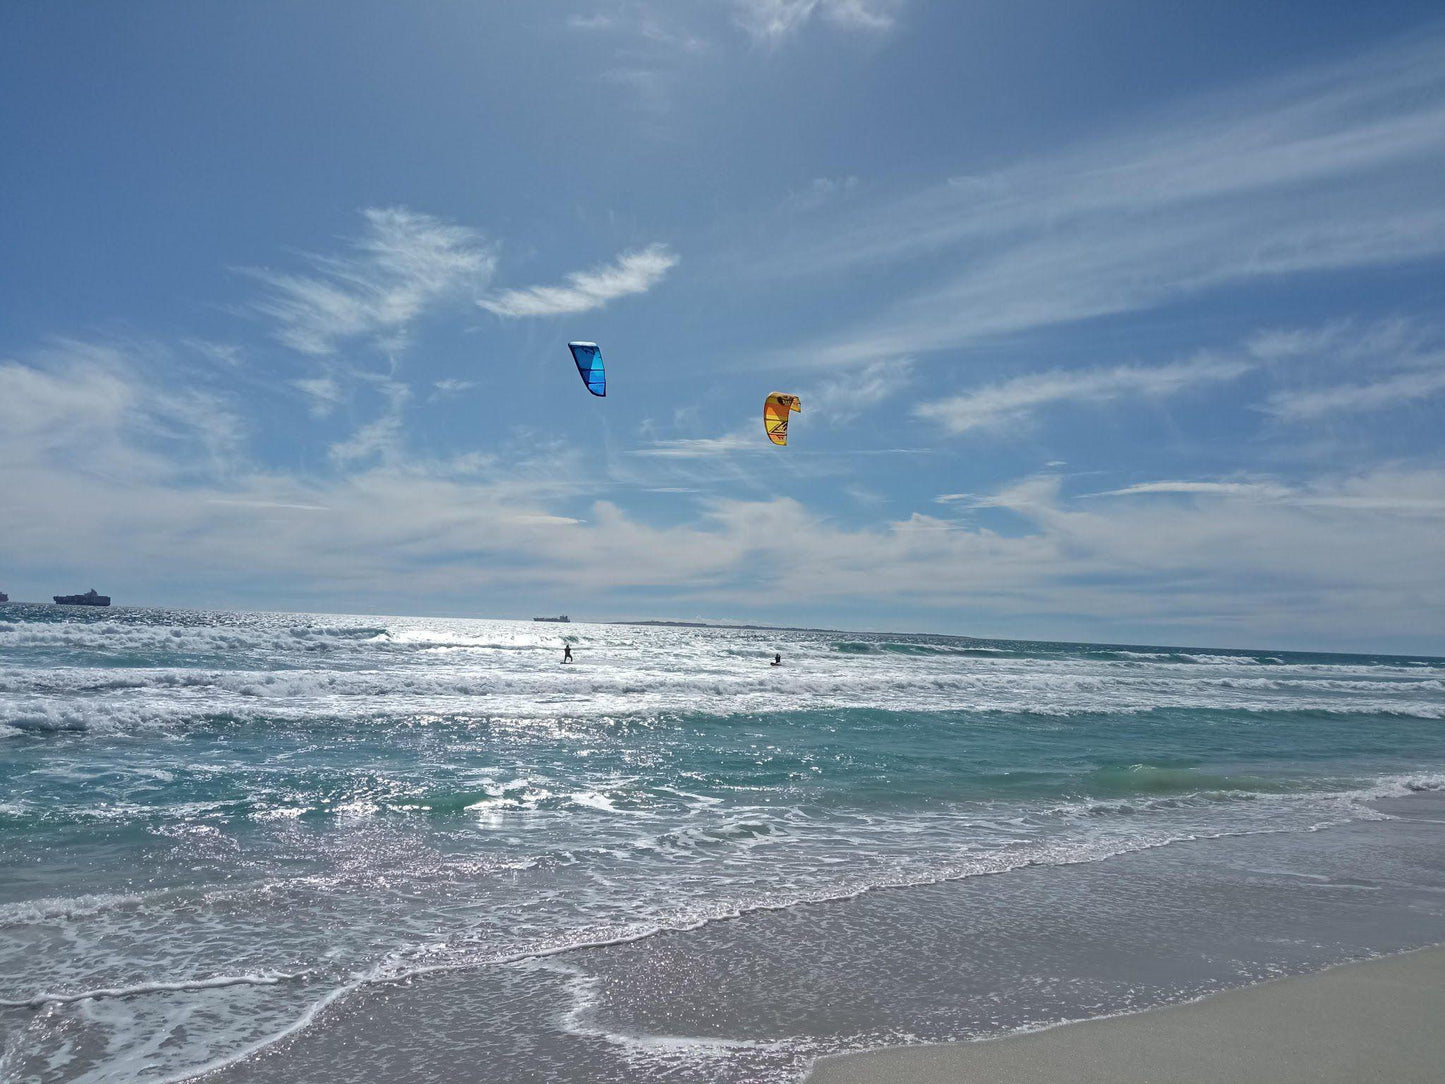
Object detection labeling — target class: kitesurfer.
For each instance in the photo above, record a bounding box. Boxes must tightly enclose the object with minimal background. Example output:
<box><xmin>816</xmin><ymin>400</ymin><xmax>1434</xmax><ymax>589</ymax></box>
<box><xmin>771</xmin><ymin>653</ymin><xmax>781</xmax><ymax>666</ymax></box>
<box><xmin>563</xmin><ymin>644</ymin><xmax>573</xmax><ymax>664</ymax></box>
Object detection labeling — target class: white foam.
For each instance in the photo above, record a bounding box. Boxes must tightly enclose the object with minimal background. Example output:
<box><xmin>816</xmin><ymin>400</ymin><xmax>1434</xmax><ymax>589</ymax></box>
<box><xmin>0</xmin><ymin>971</ymin><xmax>301</xmax><ymax>1009</ymax></box>
<box><xmin>0</xmin><ymin>891</ymin><xmax>149</xmax><ymax>927</ymax></box>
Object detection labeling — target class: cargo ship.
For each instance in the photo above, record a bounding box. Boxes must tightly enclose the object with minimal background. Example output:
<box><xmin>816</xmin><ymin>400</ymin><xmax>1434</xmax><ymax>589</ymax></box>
<box><xmin>53</xmin><ymin>589</ymin><xmax>110</xmax><ymax>606</ymax></box>
<box><xmin>532</xmin><ymin>615</ymin><xmax>570</xmax><ymax>623</ymax></box>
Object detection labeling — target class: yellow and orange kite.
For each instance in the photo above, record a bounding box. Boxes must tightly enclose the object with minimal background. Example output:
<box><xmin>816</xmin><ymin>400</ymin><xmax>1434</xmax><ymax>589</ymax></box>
<box><xmin>763</xmin><ymin>393</ymin><xmax>802</xmax><ymax>446</ymax></box>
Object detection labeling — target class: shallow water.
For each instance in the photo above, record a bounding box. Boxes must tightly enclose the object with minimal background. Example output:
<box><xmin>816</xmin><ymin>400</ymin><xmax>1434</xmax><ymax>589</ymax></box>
<box><xmin>1</xmin><ymin>605</ymin><xmax>1443</xmax><ymax>1081</ymax></box>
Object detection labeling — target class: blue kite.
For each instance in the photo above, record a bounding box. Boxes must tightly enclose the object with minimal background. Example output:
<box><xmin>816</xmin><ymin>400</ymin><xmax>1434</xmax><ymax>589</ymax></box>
<box><xmin>568</xmin><ymin>342</ymin><xmax>606</xmax><ymax>397</ymax></box>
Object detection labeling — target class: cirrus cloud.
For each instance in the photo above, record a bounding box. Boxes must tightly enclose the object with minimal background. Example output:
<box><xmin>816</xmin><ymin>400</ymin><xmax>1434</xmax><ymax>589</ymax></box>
<box><xmin>244</xmin><ymin>207</ymin><xmax>497</xmax><ymax>357</ymax></box>
<box><xmin>478</xmin><ymin>244</ymin><xmax>678</xmax><ymax>318</ymax></box>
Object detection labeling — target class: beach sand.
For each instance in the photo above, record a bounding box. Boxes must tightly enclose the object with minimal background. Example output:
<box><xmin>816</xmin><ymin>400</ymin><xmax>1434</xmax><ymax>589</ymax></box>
<box><xmin>807</xmin><ymin>945</ymin><xmax>1445</xmax><ymax>1083</ymax></box>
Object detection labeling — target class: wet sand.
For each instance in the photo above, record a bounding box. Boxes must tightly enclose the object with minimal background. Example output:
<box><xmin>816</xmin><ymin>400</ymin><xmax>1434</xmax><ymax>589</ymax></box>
<box><xmin>808</xmin><ymin>945</ymin><xmax>1445</xmax><ymax>1083</ymax></box>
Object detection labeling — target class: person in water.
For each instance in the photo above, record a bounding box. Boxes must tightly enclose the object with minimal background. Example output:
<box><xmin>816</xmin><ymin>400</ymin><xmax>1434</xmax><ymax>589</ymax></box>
<box><xmin>563</xmin><ymin>644</ymin><xmax>573</xmax><ymax>663</ymax></box>
<box><xmin>771</xmin><ymin>652</ymin><xmax>781</xmax><ymax>666</ymax></box>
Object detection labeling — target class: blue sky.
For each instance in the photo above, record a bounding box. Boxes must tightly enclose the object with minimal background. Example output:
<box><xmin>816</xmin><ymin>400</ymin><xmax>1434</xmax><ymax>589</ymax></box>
<box><xmin>2</xmin><ymin>1</ymin><xmax>1443</xmax><ymax>652</ymax></box>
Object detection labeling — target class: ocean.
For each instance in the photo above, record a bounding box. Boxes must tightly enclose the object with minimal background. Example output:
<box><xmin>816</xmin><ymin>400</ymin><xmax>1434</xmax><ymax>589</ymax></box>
<box><xmin>2</xmin><ymin>604</ymin><xmax>1443</xmax><ymax>1082</ymax></box>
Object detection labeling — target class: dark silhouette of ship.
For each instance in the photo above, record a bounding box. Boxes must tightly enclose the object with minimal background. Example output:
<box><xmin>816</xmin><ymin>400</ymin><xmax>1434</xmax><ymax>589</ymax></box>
<box><xmin>532</xmin><ymin>615</ymin><xmax>570</xmax><ymax>623</ymax></box>
<box><xmin>0</xmin><ymin>590</ymin><xmax>8</xmax><ymax>603</ymax></box>
<box><xmin>53</xmin><ymin>589</ymin><xmax>110</xmax><ymax>607</ymax></box>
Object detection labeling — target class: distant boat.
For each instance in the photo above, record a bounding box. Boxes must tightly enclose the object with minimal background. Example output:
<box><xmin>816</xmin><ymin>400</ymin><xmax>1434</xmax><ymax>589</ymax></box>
<box><xmin>533</xmin><ymin>615</ymin><xmax>570</xmax><ymax>623</ymax></box>
<box><xmin>53</xmin><ymin>589</ymin><xmax>110</xmax><ymax>607</ymax></box>
<box><xmin>0</xmin><ymin>590</ymin><xmax>8</xmax><ymax>603</ymax></box>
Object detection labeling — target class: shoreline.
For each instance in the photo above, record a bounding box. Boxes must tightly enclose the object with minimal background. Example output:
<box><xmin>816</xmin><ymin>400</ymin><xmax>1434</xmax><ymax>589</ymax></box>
<box><xmin>807</xmin><ymin>944</ymin><xmax>1445</xmax><ymax>1083</ymax></box>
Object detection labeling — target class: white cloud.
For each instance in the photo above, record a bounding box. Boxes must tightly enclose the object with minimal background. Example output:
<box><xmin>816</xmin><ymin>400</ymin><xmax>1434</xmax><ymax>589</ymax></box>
<box><xmin>1264</xmin><ymin>365</ymin><xmax>1445</xmax><ymax>421</ymax></box>
<box><xmin>753</xmin><ymin>33</ymin><xmax>1445</xmax><ymax>366</ymax></box>
<box><xmin>328</xmin><ymin>416</ymin><xmax>402</xmax><ymax>467</ymax></box>
<box><xmin>1086</xmin><ymin>475</ymin><xmax>1445</xmax><ymax>518</ymax></box>
<box><xmin>911</xmin><ymin>317</ymin><xmax>1439</xmax><ymax>437</ymax></box>
<box><xmin>205</xmin><ymin>497</ymin><xmax>328</xmax><ymax>512</ymax></box>
<box><xmin>1093</xmin><ymin>480</ymin><xmax>1294</xmax><ymax>500</ymax></box>
<box><xmin>479</xmin><ymin>244</ymin><xmax>677</xmax><ymax>318</ymax></box>
<box><xmin>246</xmin><ymin>207</ymin><xmax>496</xmax><ymax>357</ymax></box>
<box><xmin>431</xmin><ymin>379</ymin><xmax>477</xmax><ymax>398</ymax></box>
<box><xmin>0</xmin><ymin>341</ymin><xmax>243</xmax><ymax>481</ymax></box>
<box><xmin>636</xmin><ymin>13</ymin><xmax>707</xmax><ymax>52</ymax></box>
<box><xmin>292</xmin><ymin>376</ymin><xmax>343</xmax><ymax>417</ymax></box>
<box><xmin>806</xmin><ymin>357</ymin><xmax>912</xmax><ymax>423</ymax></box>
<box><xmin>789</xmin><ymin>175</ymin><xmax>861</xmax><ymax>211</ymax></box>
<box><xmin>566</xmin><ymin>13</ymin><xmax>614</xmax><ymax>31</ymax></box>
<box><xmin>732</xmin><ymin>0</ymin><xmax>903</xmax><ymax>42</ymax></box>
<box><xmin>630</xmin><ymin>428</ymin><xmax>762</xmax><ymax>458</ymax></box>
<box><xmin>567</xmin><ymin>9</ymin><xmax>706</xmax><ymax>50</ymax></box>
<box><xmin>329</xmin><ymin>380</ymin><xmax>410</xmax><ymax>467</ymax></box>
<box><xmin>915</xmin><ymin>354</ymin><xmax>1249</xmax><ymax>435</ymax></box>
<box><xmin>182</xmin><ymin>338</ymin><xmax>246</xmax><ymax>368</ymax></box>
<box><xmin>599</xmin><ymin>66</ymin><xmax>675</xmax><ymax>115</ymax></box>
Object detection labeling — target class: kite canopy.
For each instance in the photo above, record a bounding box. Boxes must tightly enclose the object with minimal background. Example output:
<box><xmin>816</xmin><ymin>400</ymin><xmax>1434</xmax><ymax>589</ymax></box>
<box><xmin>568</xmin><ymin>342</ymin><xmax>606</xmax><ymax>397</ymax></box>
<box><xmin>764</xmin><ymin>392</ymin><xmax>801</xmax><ymax>446</ymax></box>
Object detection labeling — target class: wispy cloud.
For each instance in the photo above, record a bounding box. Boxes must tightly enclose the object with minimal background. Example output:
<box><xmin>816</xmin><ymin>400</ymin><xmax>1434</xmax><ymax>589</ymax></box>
<box><xmin>732</xmin><ymin>0</ymin><xmax>903</xmax><ymax>42</ymax></box>
<box><xmin>245</xmin><ymin>207</ymin><xmax>496</xmax><ymax>357</ymax></box>
<box><xmin>1264</xmin><ymin>365</ymin><xmax>1445</xmax><ymax>421</ymax></box>
<box><xmin>1093</xmin><ymin>480</ymin><xmax>1294</xmax><ymax>500</ymax></box>
<box><xmin>292</xmin><ymin>376</ymin><xmax>343</xmax><ymax>418</ymax></box>
<box><xmin>630</xmin><ymin>428</ymin><xmax>762</xmax><ymax>458</ymax></box>
<box><xmin>600</xmin><ymin>66</ymin><xmax>674</xmax><ymax>115</ymax></box>
<box><xmin>567</xmin><ymin>7</ymin><xmax>707</xmax><ymax>50</ymax></box>
<box><xmin>915</xmin><ymin>355</ymin><xmax>1249</xmax><ymax>436</ymax></box>
<box><xmin>566</xmin><ymin>12</ymin><xmax>615</xmax><ymax>31</ymax></box>
<box><xmin>789</xmin><ymin>175</ymin><xmax>861</xmax><ymax>211</ymax></box>
<box><xmin>431</xmin><ymin>379</ymin><xmax>477</xmax><ymax>399</ymax></box>
<box><xmin>759</xmin><ymin>32</ymin><xmax>1445</xmax><ymax>365</ymax></box>
<box><xmin>911</xmin><ymin>317</ymin><xmax>1439</xmax><ymax>436</ymax></box>
<box><xmin>807</xmin><ymin>357</ymin><xmax>912</xmax><ymax>423</ymax></box>
<box><xmin>0</xmin><ymin>341</ymin><xmax>244</xmax><ymax>483</ymax></box>
<box><xmin>478</xmin><ymin>243</ymin><xmax>678</xmax><ymax>318</ymax></box>
<box><xmin>1089</xmin><ymin>473</ymin><xmax>1445</xmax><ymax>515</ymax></box>
<box><xmin>329</xmin><ymin>380</ymin><xmax>410</xmax><ymax>467</ymax></box>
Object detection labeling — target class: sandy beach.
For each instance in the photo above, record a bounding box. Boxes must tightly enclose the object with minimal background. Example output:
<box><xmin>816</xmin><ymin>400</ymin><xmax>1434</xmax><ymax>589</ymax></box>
<box><xmin>808</xmin><ymin>945</ymin><xmax>1445</xmax><ymax>1083</ymax></box>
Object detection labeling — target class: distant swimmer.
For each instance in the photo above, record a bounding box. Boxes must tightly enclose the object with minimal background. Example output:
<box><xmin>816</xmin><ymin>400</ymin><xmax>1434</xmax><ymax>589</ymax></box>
<box><xmin>771</xmin><ymin>653</ymin><xmax>781</xmax><ymax>666</ymax></box>
<box><xmin>563</xmin><ymin>644</ymin><xmax>573</xmax><ymax>664</ymax></box>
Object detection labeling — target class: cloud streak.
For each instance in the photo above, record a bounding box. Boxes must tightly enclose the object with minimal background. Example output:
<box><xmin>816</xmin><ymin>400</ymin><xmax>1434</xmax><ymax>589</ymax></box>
<box><xmin>732</xmin><ymin>0</ymin><xmax>903</xmax><ymax>42</ymax></box>
<box><xmin>807</xmin><ymin>357</ymin><xmax>913</xmax><ymax>423</ymax></box>
<box><xmin>246</xmin><ymin>207</ymin><xmax>496</xmax><ymax>357</ymax></box>
<box><xmin>915</xmin><ymin>355</ymin><xmax>1250</xmax><ymax>435</ymax></box>
<box><xmin>1264</xmin><ymin>365</ymin><xmax>1445</xmax><ymax>421</ymax></box>
<box><xmin>479</xmin><ymin>244</ymin><xmax>678</xmax><ymax>318</ymax></box>
<box><xmin>758</xmin><ymin>31</ymin><xmax>1445</xmax><ymax>366</ymax></box>
<box><xmin>912</xmin><ymin>318</ymin><xmax>1440</xmax><ymax>436</ymax></box>
<box><xmin>630</xmin><ymin>429</ymin><xmax>762</xmax><ymax>458</ymax></box>
<box><xmin>1094</xmin><ymin>480</ymin><xmax>1293</xmax><ymax>500</ymax></box>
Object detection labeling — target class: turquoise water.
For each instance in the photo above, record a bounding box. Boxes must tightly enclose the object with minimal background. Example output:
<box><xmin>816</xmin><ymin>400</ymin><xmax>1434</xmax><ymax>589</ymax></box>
<box><xmin>1</xmin><ymin>605</ymin><xmax>1443</xmax><ymax>1081</ymax></box>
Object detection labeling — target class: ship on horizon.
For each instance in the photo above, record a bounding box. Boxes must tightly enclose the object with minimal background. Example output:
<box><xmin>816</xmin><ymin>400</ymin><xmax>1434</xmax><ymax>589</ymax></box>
<box><xmin>0</xmin><ymin>589</ymin><xmax>8</xmax><ymax>603</ymax></box>
<box><xmin>532</xmin><ymin>615</ymin><xmax>570</xmax><ymax>623</ymax></box>
<box><xmin>53</xmin><ymin>589</ymin><xmax>110</xmax><ymax>607</ymax></box>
